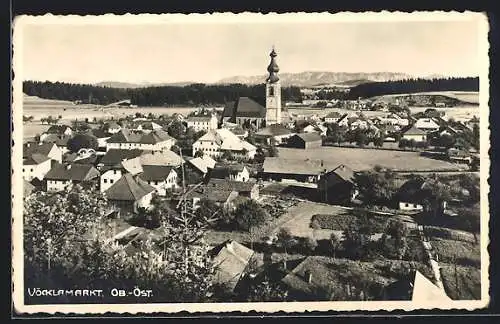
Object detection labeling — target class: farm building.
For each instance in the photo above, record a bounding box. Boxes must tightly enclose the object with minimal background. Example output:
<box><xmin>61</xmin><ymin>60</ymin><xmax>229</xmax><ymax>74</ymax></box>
<box><xmin>104</xmin><ymin>173</ymin><xmax>156</xmax><ymax>214</ymax></box>
<box><xmin>208</xmin><ymin>164</ymin><xmax>250</xmax><ymax>182</ymax></box>
<box><xmin>394</xmin><ymin>178</ymin><xmax>447</xmax><ymax>212</ymax></box>
<box><xmin>260</xmin><ymin>157</ymin><xmax>329</xmax><ymax>184</ymax></box>
<box><xmin>287</xmin><ymin>133</ymin><xmax>322</xmax><ymax>149</ymax></box>
<box><xmin>414</xmin><ymin>118</ymin><xmax>440</xmax><ymax>132</ymax></box>
<box><xmin>186</xmin><ymin>114</ymin><xmax>218</xmax><ymax>132</ymax></box>
<box><xmin>45</xmin><ymin>163</ymin><xmax>100</xmax><ymax>192</ymax></box>
<box><xmin>402</xmin><ymin>126</ymin><xmax>427</xmax><ymax>142</ymax></box>
<box><xmin>254</xmin><ymin>124</ymin><xmax>296</xmax><ymax>145</ymax></box>
<box><xmin>317</xmin><ymin>164</ymin><xmax>357</xmax><ymax>204</ymax></box>
<box><xmin>205</xmin><ymin>178</ymin><xmax>260</xmax><ymax>200</ymax></box>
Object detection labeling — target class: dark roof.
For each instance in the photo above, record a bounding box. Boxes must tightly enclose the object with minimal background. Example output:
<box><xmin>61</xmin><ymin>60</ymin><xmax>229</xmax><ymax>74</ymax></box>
<box><xmin>331</xmin><ymin>164</ymin><xmax>355</xmax><ymax>183</ymax></box>
<box><xmin>223</xmin><ymin>97</ymin><xmax>266</xmax><ymax>120</ymax></box>
<box><xmin>187</xmin><ymin>186</ymin><xmax>236</xmax><ymax>202</ymax></box>
<box><xmin>293</xmin><ymin>133</ymin><xmax>323</xmax><ymax>143</ymax></box>
<box><xmin>88</xmin><ymin>128</ymin><xmax>111</xmax><ymax>138</ymax></box>
<box><xmin>138</xmin><ymin>165</ymin><xmax>176</xmax><ymax>181</ymax></box>
<box><xmin>73</xmin><ymin>154</ymin><xmax>101</xmax><ymax>165</ymax></box>
<box><xmin>325</xmin><ymin>112</ymin><xmax>341</xmax><ymax>118</ymax></box>
<box><xmin>209</xmin><ymin>164</ymin><xmax>246</xmax><ymax>179</ymax></box>
<box><xmin>206</xmin><ymin>178</ymin><xmax>257</xmax><ymax>193</ymax></box>
<box><xmin>105</xmin><ymin>173</ymin><xmax>155</xmax><ymax>201</ymax></box>
<box><xmin>45</xmin><ymin>163</ymin><xmax>100</xmax><ymax>181</ymax></box>
<box><xmin>24</xmin><ymin>153</ymin><xmax>50</xmax><ymax>165</ymax></box>
<box><xmin>23</xmin><ymin>143</ymin><xmax>56</xmax><ymax>158</ymax></box>
<box><xmin>41</xmin><ymin>134</ymin><xmax>71</xmax><ymax>146</ymax></box>
<box><xmin>140</xmin><ymin>129</ymin><xmax>174</xmax><ymax>144</ymax></box>
<box><xmin>255</xmin><ymin>124</ymin><xmax>294</xmax><ymax>137</ymax></box>
<box><xmin>106</xmin><ymin>128</ymin><xmax>173</xmax><ymax>144</ymax></box>
<box><xmin>99</xmin><ymin>149</ymin><xmax>145</xmax><ymax>166</ymax></box>
<box><xmin>46</xmin><ymin>125</ymin><xmax>72</xmax><ymax>134</ymax></box>
<box><xmin>395</xmin><ymin>178</ymin><xmax>431</xmax><ymax>203</ymax></box>
<box><xmin>404</xmin><ymin>126</ymin><xmax>426</xmax><ymax>135</ymax></box>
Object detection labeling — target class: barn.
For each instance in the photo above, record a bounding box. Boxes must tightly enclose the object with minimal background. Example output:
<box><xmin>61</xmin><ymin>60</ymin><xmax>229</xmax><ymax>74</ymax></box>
<box><xmin>287</xmin><ymin>133</ymin><xmax>322</xmax><ymax>149</ymax></box>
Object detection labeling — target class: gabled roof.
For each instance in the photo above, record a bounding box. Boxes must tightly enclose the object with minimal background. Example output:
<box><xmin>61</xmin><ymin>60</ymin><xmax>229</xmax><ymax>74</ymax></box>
<box><xmin>404</xmin><ymin>126</ymin><xmax>426</xmax><ymax>135</ymax></box>
<box><xmin>105</xmin><ymin>173</ymin><xmax>155</xmax><ymax>201</ymax></box>
<box><xmin>187</xmin><ymin>155</ymin><xmax>217</xmax><ymax>174</ymax></box>
<box><xmin>46</xmin><ymin>125</ymin><xmax>72</xmax><ymax>134</ymax></box>
<box><xmin>255</xmin><ymin>124</ymin><xmax>294</xmax><ymax>137</ymax></box>
<box><xmin>223</xmin><ymin>97</ymin><xmax>266</xmax><ymax>119</ymax></box>
<box><xmin>121</xmin><ymin>157</ymin><xmax>143</xmax><ymax>175</ymax></box>
<box><xmin>395</xmin><ymin>177</ymin><xmax>431</xmax><ymax>203</ymax></box>
<box><xmin>24</xmin><ymin>153</ymin><xmax>50</xmax><ymax>165</ymax></box>
<box><xmin>99</xmin><ymin>149</ymin><xmax>145</xmax><ymax>166</ymax></box>
<box><xmin>41</xmin><ymin>134</ymin><xmax>71</xmax><ymax>147</ymax></box>
<box><xmin>186</xmin><ymin>115</ymin><xmax>214</xmax><ymax>122</ymax></box>
<box><xmin>139</xmin><ymin>165</ymin><xmax>176</xmax><ymax>181</ymax></box>
<box><xmin>139</xmin><ymin>129</ymin><xmax>174</xmax><ymax>144</ymax></box>
<box><xmin>23</xmin><ymin>143</ymin><xmax>57</xmax><ymax>158</ymax></box>
<box><xmin>206</xmin><ymin>178</ymin><xmax>257</xmax><ymax>193</ymax></box>
<box><xmin>330</xmin><ymin>164</ymin><xmax>355</xmax><ymax>183</ymax></box>
<box><xmin>209</xmin><ymin>164</ymin><xmax>246</xmax><ymax>180</ymax></box>
<box><xmin>211</xmin><ymin>240</ymin><xmax>256</xmax><ymax>292</ymax></box>
<box><xmin>292</xmin><ymin>133</ymin><xmax>323</xmax><ymax>143</ymax></box>
<box><xmin>45</xmin><ymin>163</ymin><xmax>100</xmax><ymax>181</ymax></box>
<box><xmin>139</xmin><ymin>150</ymin><xmax>183</xmax><ymax>166</ymax></box>
<box><xmin>187</xmin><ymin>186</ymin><xmax>236</xmax><ymax>202</ymax></box>
<box><xmin>262</xmin><ymin>157</ymin><xmax>331</xmax><ymax>175</ymax></box>
<box><xmin>88</xmin><ymin>128</ymin><xmax>111</xmax><ymax>139</ymax></box>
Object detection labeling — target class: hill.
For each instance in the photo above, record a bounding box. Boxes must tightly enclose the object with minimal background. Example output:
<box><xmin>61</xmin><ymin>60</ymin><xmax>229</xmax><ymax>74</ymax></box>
<box><xmin>95</xmin><ymin>81</ymin><xmax>195</xmax><ymax>88</ymax></box>
<box><xmin>217</xmin><ymin>71</ymin><xmax>413</xmax><ymax>87</ymax></box>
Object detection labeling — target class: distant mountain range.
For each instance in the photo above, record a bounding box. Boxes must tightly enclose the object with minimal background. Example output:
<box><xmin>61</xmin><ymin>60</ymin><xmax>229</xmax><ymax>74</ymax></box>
<box><xmin>95</xmin><ymin>71</ymin><xmax>447</xmax><ymax>89</ymax></box>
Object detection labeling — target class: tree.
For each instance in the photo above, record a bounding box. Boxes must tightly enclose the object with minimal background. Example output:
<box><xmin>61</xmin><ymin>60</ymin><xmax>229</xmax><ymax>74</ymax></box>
<box><xmin>353</xmin><ymin>168</ymin><xmax>397</xmax><ymax>206</ymax></box>
<box><xmin>276</xmin><ymin>228</ymin><xmax>296</xmax><ymax>258</ymax></box>
<box><xmin>167</xmin><ymin>120</ymin><xmax>186</xmax><ymax>139</ymax></box>
<box><xmin>380</xmin><ymin>220</ymin><xmax>409</xmax><ymax>260</ymax></box>
<box><xmin>399</xmin><ymin>138</ymin><xmax>408</xmax><ymax>149</ymax></box>
<box><xmin>67</xmin><ymin>133</ymin><xmax>98</xmax><ymax>153</ymax></box>
<box><xmin>472</xmin><ymin>123</ymin><xmax>480</xmax><ymax>150</ymax></box>
<box><xmin>373</xmin><ymin>136</ymin><xmax>384</xmax><ymax>147</ymax></box>
<box><xmin>195</xmin><ymin>199</ymin><xmax>222</xmax><ymax>228</ymax></box>
<box><xmin>436</xmin><ymin>134</ymin><xmax>455</xmax><ymax>149</ymax></box>
<box><xmin>342</xmin><ymin>211</ymin><xmax>377</xmax><ymax>261</ymax></box>
<box><xmin>355</xmin><ymin>129</ymin><xmax>368</xmax><ymax>147</ymax></box>
<box><xmin>303</xmin><ymin>236</ymin><xmax>318</xmax><ymax>253</ymax></box>
<box><xmin>329</xmin><ymin>233</ymin><xmax>340</xmax><ymax>259</ymax></box>
<box><xmin>194</xmin><ymin>150</ymin><xmax>204</xmax><ymax>158</ymax></box>
<box><xmin>234</xmin><ymin>200</ymin><xmax>267</xmax><ymax>232</ymax></box>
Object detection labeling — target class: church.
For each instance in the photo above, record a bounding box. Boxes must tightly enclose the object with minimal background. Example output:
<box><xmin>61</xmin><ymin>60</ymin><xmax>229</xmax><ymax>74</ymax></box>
<box><xmin>221</xmin><ymin>48</ymin><xmax>284</xmax><ymax>129</ymax></box>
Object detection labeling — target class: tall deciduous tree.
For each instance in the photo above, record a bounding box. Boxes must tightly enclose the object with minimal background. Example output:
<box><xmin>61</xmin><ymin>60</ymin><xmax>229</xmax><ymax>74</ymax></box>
<box><xmin>234</xmin><ymin>200</ymin><xmax>267</xmax><ymax>232</ymax></box>
<box><xmin>67</xmin><ymin>133</ymin><xmax>98</xmax><ymax>153</ymax></box>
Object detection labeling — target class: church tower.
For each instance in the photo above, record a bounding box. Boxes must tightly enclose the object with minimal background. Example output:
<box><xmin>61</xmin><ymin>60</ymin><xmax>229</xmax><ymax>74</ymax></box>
<box><xmin>265</xmin><ymin>47</ymin><xmax>281</xmax><ymax>125</ymax></box>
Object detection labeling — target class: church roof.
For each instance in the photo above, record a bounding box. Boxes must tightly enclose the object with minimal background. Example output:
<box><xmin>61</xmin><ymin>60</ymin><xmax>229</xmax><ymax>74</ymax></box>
<box><xmin>223</xmin><ymin>97</ymin><xmax>267</xmax><ymax>119</ymax></box>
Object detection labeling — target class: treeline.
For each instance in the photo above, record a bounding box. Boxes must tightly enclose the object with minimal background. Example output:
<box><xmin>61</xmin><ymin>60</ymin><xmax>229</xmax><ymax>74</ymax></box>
<box><xmin>23</xmin><ymin>81</ymin><xmax>302</xmax><ymax>106</ymax></box>
<box><xmin>347</xmin><ymin>77</ymin><xmax>479</xmax><ymax>99</ymax></box>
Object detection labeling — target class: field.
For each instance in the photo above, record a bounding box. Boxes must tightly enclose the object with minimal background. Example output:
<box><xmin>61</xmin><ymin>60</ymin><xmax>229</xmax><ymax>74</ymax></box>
<box><xmin>430</xmin><ymin>238</ymin><xmax>480</xmax><ymax>267</ymax></box>
<box><xmin>277</xmin><ymin>147</ymin><xmax>467</xmax><ymax>172</ymax></box>
<box><xmin>439</xmin><ymin>262</ymin><xmax>481</xmax><ymax>300</ymax></box>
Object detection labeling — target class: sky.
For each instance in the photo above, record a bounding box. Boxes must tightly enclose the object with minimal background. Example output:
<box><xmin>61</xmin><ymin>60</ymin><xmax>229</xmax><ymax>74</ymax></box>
<box><xmin>19</xmin><ymin>15</ymin><xmax>484</xmax><ymax>84</ymax></box>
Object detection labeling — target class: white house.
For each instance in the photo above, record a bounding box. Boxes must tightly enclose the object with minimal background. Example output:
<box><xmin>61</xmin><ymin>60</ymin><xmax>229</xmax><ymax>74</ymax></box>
<box><xmin>186</xmin><ymin>115</ymin><xmax>218</xmax><ymax>132</ymax></box>
<box><xmin>138</xmin><ymin>165</ymin><xmax>178</xmax><ymax>196</ymax></box>
<box><xmin>303</xmin><ymin>124</ymin><xmax>327</xmax><ymax>136</ymax></box>
<box><xmin>100</xmin><ymin>168</ymin><xmax>125</xmax><ymax>193</ymax></box>
<box><xmin>40</xmin><ymin>125</ymin><xmax>73</xmax><ymax>142</ymax></box>
<box><xmin>254</xmin><ymin>124</ymin><xmax>295</xmax><ymax>145</ymax></box>
<box><xmin>324</xmin><ymin>112</ymin><xmax>342</xmax><ymax>124</ymax></box>
<box><xmin>105</xmin><ymin>122</ymin><xmax>122</xmax><ymax>134</ymax></box>
<box><xmin>192</xmin><ymin>128</ymin><xmax>257</xmax><ymax>160</ymax></box>
<box><xmin>376</xmin><ymin>113</ymin><xmax>410</xmax><ymax>127</ymax></box>
<box><xmin>45</xmin><ymin>163</ymin><xmax>100</xmax><ymax>192</ymax></box>
<box><xmin>104</xmin><ymin>173</ymin><xmax>156</xmax><ymax>214</ymax></box>
<box><xmin>402</xmin><ymin>126</ymin><xmax>427</xmax><ymax>142</ymax></box>
<box><xmin>106</xmin><ymin>129</ymin><xmax>175</xmax><ymax>152</ymax></box>
<box><xmin>414</xmin><ymin>118</ymin><xmax>441</xmax><ymax>132</ymax></box>
<box><xmin>133</xmin><ymin>121</ymin><xmax>163</xmax><ymax>133</ymax></box>
<box><xmin>209</xmin><ymin>164</ymin><xmax>250</xmax><ymax>182</ymax></box>
<box><xmin>23</xmin><ymin>154</ymin><xmax>52</xmax><ymax>181</ymax></box>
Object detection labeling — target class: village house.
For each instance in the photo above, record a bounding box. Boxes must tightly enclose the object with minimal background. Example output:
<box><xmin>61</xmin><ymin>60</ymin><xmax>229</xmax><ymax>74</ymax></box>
<box><xmin>394</xmin><ymin>178</ymin><xmax>447</xmax><ymax>212</ymax></box>
<box><xmin>104</xmin><ymin>173</ymin><xmax>156</xmax><ymax>214</ymax></box>
<box><xmin>324</xmin><ymin>111</ymin><xmax>342</xmax><ymax>124</ymax></box>
<box><xmin>23</xmin><ymin>142</ymin><xmax>63</xmax><ymax>164</ymax></box>
<box><xmin>106</xmin><ymin>128</ymin><xmax>175</xmax><ymax>152</ymax></box>
<box><xmin>87</xmin><ymin>128</ymin><xmax>112</xmax><ymax>150</ymax></box>
<box><xmin>402</xmin><ymin>126</ymin><xmax>427</xmax><ymax>143</ymax></box>
<box><xmin>192</xmin><ymin>128</ymin><xmax>257</xmax><ymax>160</ymax></box>
<box><xmin>98</xmin><ymin>148</ymin><xmax>145</xmax><ymax>170</ymax></box>
<box><xmin>40</xmin><ymin>125</ymin><xmax>73</xmax><ymax>141</ymax></box>
<box><xmin>139</xmin><ymin>150</ymin><xmax>184</xmax><ymax>167</ymax></box>
<box><xmin>205</xmin><ymin>178</ymin><xmax>260</xmax><ymax>200</ymax></box>
<box><xmin>208</xmin><ymin>164</ymin><xmax>250</xmax><ymax>182</ymax></box>
<box><xmin>185</xmin><ymin>155</ymin><xmax>217</xmax><ymax>177</ymax></box>
<box><xmin>23</xmin><ymin>153</ymin><xmax>52</xmax><ymax>181</ymax></box>
<box><xmin>40</xmin><ymin>134</ymin><xmax>72</xmax><ymax>154</ymax></box>
<box><xmin>317</xmin><ymin>164</ymin><xmax>357</xmax><ymax>204</ymax></box>
<box><xmin>132</xmin><ymin>121</ymin><xmax>163</xmax><ymax>133</ymax></box>
<box><xmin>303</xmin><ymin>124</ymin><xmax>328</xmax><ymax>136</ymax></box>
<box><xmin>138</xmin><ymin>165</ymin><xmax>178</xmax><ymax>196</ymax></box>
<box><xmin>336</xmin><ymin>114</ymin><xmax>350</xmax><ymax>127</ymax></box>
<box><xmin>186</xmin><ymin>114</ymin><xmax>218</xmax><ymax>132</ymax></box>
<box><xmin>287</xmin><ymin>133</ymin><xmax>323</xmax><ymax>149</ymax></box>
<box><xmin>254</xmin><ymin>124</ymin><xmax>295</xmax><ymax>145</ymax></box>
<box><xmin>185</xmin><ymin>185</ymin><xmax>239</xmax><ymax>211</ymax></box>
<box><xmin>446</xmin><ymin>148</ymin><xmax>473</xmax><ymax>164</ymax></box>
<box><xmin>375</xmin><ymin>113</ymin><xmax>410</xmax><ymax>128</ymax></box>
<box><xmin>99</xmin><ymin>156</ymin><xmax>143</xmax><ymax>193</ymax></box>
<box><xmin>414</xmin><ymin>118</ymin><xmax>441</xmax><ymax>132</ymax></box>
<box><xmin>104</xmin><ymin>121</ymin><xmax>122</xmax><ymax>134</ymax></box>
<box><xmin>210</xmin><ymin>240</ymin><xmax>261</xmax><ymax>294</ymax></box>
<box><xmin>260</xmin><ymin>157</ymin><xmax>329</xmax><ymax>184</ymax></box>
<box><xmin>45</xmin><ymin>163</ymin><xmax>100</xmax><ymax>192</ymax></box>
<box><xmin>382</xmin><ymin>270</ymin><xmax>451</xmax><ymax>302</ymax></box>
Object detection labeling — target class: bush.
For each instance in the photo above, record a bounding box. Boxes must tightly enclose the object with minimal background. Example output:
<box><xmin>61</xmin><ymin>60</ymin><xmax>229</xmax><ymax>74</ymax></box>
<box><xmin>234</xmin><ymin>200</ymin><xmax>267</xmax><ymax>232</ymax></box>
<box><xmin>67</xmin><ymin>133</ymin><xmax>99</xmax><ymax>153</ymax></box>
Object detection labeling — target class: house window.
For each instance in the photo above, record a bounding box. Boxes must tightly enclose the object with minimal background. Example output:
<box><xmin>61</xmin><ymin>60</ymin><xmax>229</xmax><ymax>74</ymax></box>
<box><xmin>113</xmin><ymin>170</ymin><xmax>117</xmax><ymax>174</ymax></box>
<box><xmin>110</xmin><ymin>179</ymin><xmax>114</xmax><ymax>184</ymax></box>
<box><xmin>31</xmin><ymin>168</ymin><xmax>34</xmax><ymax>172</ymax></box>
<box><xmin>22</xmin><ymin>168</ymin><xmax>25</xmax><ymax>172</ymax></box>
<box><xmin>269</xmin><ymin>87</ymin><xmax>274</xmax><ymax>96</ymax></box>
<box><xmin>405</xmin><ymin>203</ymin><xmax>409</xmax><ymax>207</ymax></box>
<box><xmin>104</xmin><ymin>179</ymin><xmax>108</xmax><ymax>183</ymax></box>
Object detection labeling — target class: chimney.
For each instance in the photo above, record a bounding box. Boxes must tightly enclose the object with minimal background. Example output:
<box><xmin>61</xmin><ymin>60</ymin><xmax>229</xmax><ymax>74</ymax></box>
<box><xmin>304</xmin><ymin>270</ymin><xmax>312</xmax><ymax>283</ymax></box>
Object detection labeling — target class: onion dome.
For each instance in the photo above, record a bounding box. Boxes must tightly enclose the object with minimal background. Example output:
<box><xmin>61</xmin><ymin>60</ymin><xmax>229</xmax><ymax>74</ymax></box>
<box><xmin>266</xmin><ymin>48</ymin><xmax>280</xmax><ymax>83</ymax></box>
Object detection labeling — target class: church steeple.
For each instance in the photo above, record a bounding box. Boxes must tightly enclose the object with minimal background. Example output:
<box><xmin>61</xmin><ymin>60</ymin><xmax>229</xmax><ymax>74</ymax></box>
<box><xmin>266</xmin><ymin>47</ymin><xmax>280</xmax><ymax>83</ymax></box>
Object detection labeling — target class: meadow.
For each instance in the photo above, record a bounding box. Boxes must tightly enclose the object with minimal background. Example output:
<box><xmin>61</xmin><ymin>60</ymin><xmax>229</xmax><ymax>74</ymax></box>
<box><xmin>277</xmin><ymin>147</ymin><xmax>467</xmax><ymax>172</ymax></box>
